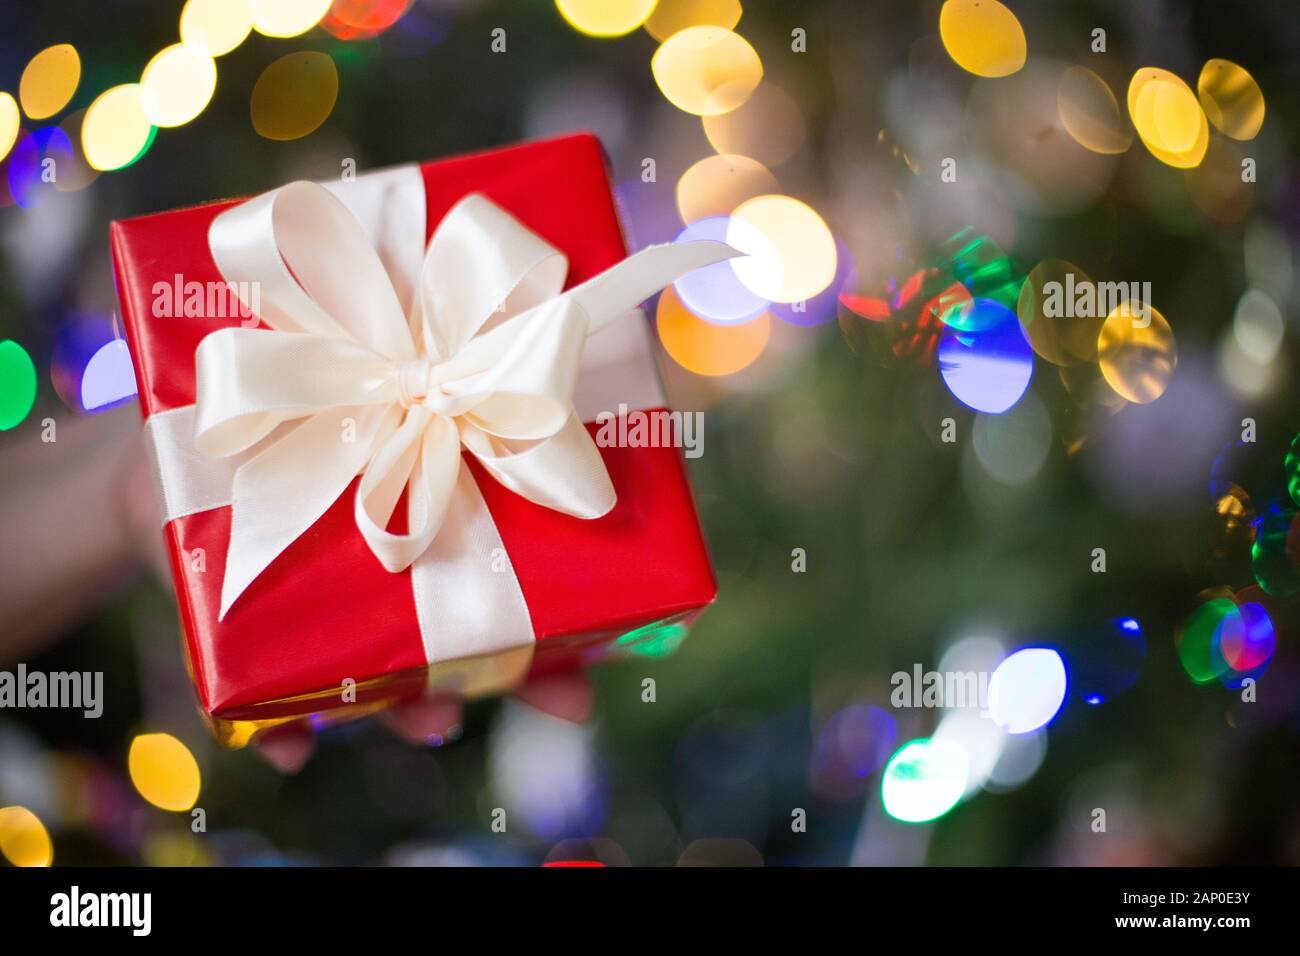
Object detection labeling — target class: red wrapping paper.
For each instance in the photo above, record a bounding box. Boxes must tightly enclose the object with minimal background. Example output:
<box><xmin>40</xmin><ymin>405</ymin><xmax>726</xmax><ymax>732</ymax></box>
<box><xmin>110</xmin><ymin>134</ymin><xmax>716</xmax><ymax>723</ymax></box>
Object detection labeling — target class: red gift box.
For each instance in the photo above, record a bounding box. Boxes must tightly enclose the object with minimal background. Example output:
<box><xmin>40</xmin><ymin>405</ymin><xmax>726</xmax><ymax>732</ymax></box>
<box><xmin>110</xmin><ymin>134</ymin><xmax>716</xmax><ymax>732</ymax></box>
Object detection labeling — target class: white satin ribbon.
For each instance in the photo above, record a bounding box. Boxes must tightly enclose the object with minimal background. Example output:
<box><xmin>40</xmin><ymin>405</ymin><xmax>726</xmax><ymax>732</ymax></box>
<box><xmin>194</xmin><ymin>176</ymin><xmax>736</xmax><ymax>621</ymax></box>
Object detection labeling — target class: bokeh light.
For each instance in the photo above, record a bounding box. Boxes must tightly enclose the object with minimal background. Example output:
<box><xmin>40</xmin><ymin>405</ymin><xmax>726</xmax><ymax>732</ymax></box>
<box><xmin>251</xmin><ymin>0</ymin><xmax>331</xmax><ymax>37</ymax></box>
<box><xmin>651</xmin><ymin>26</ymin><xmax>762</xmax><ymax>116</ymax></box>
<box><xmin>1097</xmin><ymin>301</ymin><xmax>1176</xmax><ymax>404</ymax></box>
<box><xmin>810</xmin><ymin>705</ymin><xmax>896</xmax><ymax>801</ymax></box>
<box><xmin>1176</xmin><ymin>597</ymin><xmax>1237</xmax><ymax>684</ymax></box>
<box><xmin>933</xmin><ymin>229</ymin><xmax>1021</xmax><ymax>315</ymax></box>
<box><xmin>1218</xmin><ymin>598</ymin><xmax>1275</xmax><ymax>677</ymax></box>
<box><xmin>1231</xmin><ymin>288</ymin><xmax>1284</xmax><ymax>365</ymax></box>
<box><xmin>489</xmin><ymin>703</ymin><xmax>605</xmax><ymax>840</ymax></box>
<box><xmin>726</xmin><ymin>194</ymin><xmax>837</xmax><ymax>303</ymax></box>
<box><xmin>18</xmin><ymin>44</ymin><xmax>80</xmax><ymax>121</ymax></box>
<box><xmin>1057</xmin><ymin>66</ymin><xmax>1132</xmax><ymax>155</ymax></box>
<box><xmin>880</xmin><ymin>738</ymin><xmax>969</xmax><ymax>824</ymax></box>
<box><xmin>773</xmin><ymin>238</ymin><xmax>853</xmax><ymax>328</ymax></box>
<box><xmin>938</xmin><ymin>300</ymin><xmax>1034</xmax><ymax>414</ymax></box>
<box><xmin>1287</xmin><ymin>432</ymin><xmax>1300</xmax><ymax>509</ymax></box>
<box><xmin>141</xmin><ymin>44</ymin><xmax>218</xmax><ymax>128</ymax></box>
<box><xmin>321</xmin><ymin>0</ymin><xmax>413</xmax><ymax>40</ymax></box>
<box><xmin>251</xmin><ymin>51</ymin><xmax>339</xmax><ymax>140</ymax></box>
<box><xmin>1197</xmin><ymin>58</ymin><xmax>1265</xmax><ymax>141</ymax></box>
<box><xmin>672</xmin><ymin>217</ymin><xmax>768</xmax><ymax>324</ymax></box>
<box><xmin>702</xmin><ymin>81</ymin><xmax>806</xmax><ymax>167</ymax></box>
<box><xmin>1017</xmin><ymin>259</ymin><xmax>1105</xmax><ymax>366</ymax></box>
<box><xmin>0</xmin><ymin>806</ymin><xmax>53</xmax><ymax>867</ymax></box>
<box><xmin>1128</xmin><ymin>67</ymin><xmax>1209</xmax><ymax>168</ymax></box>
<box><xmin>7</xmin><ymin>127</ymin><xmax>74</xmax><ymax>209</ymax></box>
<box><xmin>52</xmin><ymin>314</ymin><xmax>116</xmax><ymax>411</ymax></box>
<box><xmin>934</xmin><ymin>708</ymin><xmax>1007</xmax><ymax>797</ymax></box>
<box><xmin>988</xmin><ymin>647</ymin><xmax>1068</xmax><ymax>734</ymax></box>
<box><xmin>675</xmin><ymin>152</ymin><xmax>778</xmax><ymax>224</ymax></box>
<box><xmin>81</xmin><ymin>339</ymin><xmax>139</xmax><ymax>412</ymax></box>
<box><xmin>1251</xmin><ymin>504</ymin><xmax>1300</xmax><ymax>598</ymax></box>
<box><xmin>645</xmin><ymin>0</ymin><xmax>741</xmax><ymax>43</ymax></box>
<box><xmin>180</xmin><ymin>0</ymin><xmax>255</xmax><ymax>56</ymax></box>
<box><xmin>0</xmin><ymin>93</ymin><xmax>19</xmax><ymax>163</ymax></box>
<box><xmin>656</xmin><ymin>286</ymin><xmax>769</xmax><ymax>376</ymax></box>
<box><xmin>971</xmin><ymin>391</ymin><xmax>1051</xmax><ymax>485</ymax></box>
<box><xmin>615</xmin><ymin>618</ymin><xmax>689</xmax><ymax>658</ymax></box>
<box><xmin>985</xmin><ymin>731</ymin><xmax>1046</xmax><ymax>793</ymax></box>
<box><xmin>82</xmin><ymin>84</ymin><xmax>156</xmax><ymax>171</ymax></box>
<box><xmin>1064</xmin><ymin>617</ymin><xmax>1146</xmax><ymax>705</ymax></box>
<box><xmin>938</xmin><ymin>0</ymin><xmax>1026</xmax><ymax>78</ymax></box>
<box><xmin>0</xmin><ymin>340</ymin><xmax>38</xmax><ymax>430</ymax></box>
<box><xmin>556</xmin><ymin>0</ymin><xmax>657</xmax><ymax>37</ymax></box>
<box><xmin>128</xmin><ymin>733</ymin><xmax>201</xmax><ymax>812</ymax></box>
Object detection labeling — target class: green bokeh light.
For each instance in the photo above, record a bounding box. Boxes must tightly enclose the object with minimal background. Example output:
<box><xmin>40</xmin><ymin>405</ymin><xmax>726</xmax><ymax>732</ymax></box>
<box><xmin>1285</xmin><ymin>433</ymin><xmax>1300</xmax><ymax>509</ymax></box>
<box><xmin>616</xmin><ymin>619</ymin><xmax>689</xmax><ymax>659</ymax></box>
<box><xmin>880</xmin><ymin>738</ymin><xmax>969</xmax><ymax>824</ymax></box>
<box><xmin>0</xmin><ymin>340</ymin><xmax>37</xmax><ymax>430</ymax></box>
<box><xmin>1251</xmin><ymin>507</ymin><xmax>1300</xmax><ymax>598</ymax></box>
<box><xmin>1177</xmin><ymin>598</ymin><xmax>1237</xmax><ymax>684</ymax></box>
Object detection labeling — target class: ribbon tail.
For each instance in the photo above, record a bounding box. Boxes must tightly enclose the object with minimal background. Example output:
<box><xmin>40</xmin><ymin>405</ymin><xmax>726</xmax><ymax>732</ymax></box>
<box><xmin>219</xmin><ymin>405</ymin><xmax>393</xmax><ymax>620</ymax></box>
<box><xmin>565</xmin><ymin>239</ymin><xmax>741</xmax><ymax>334</ymax></box>
<box><xmin>461</xmin><ymin>411</ymin><xmax>615</xmax><ymax>518</ymax></box>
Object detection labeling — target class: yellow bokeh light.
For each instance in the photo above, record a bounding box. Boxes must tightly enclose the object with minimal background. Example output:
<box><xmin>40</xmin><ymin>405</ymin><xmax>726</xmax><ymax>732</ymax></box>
<box><xmin>676</xmin><ymin>152</ymin><xmax>778</xmax><ymax>224</ymax></box>
<box><xmin>251</xmin><ymin>51</ymin><xmax>339</xmax><ymax>140</ymax></box>
<box><xmin>1017</xmin><ymin>259</ymin><xmax>1105</xmax><ymax>366</ymax></box>
<box><xmin>1057</xmin><ymin>66</ymin><xmax>1131</xmax><ymax>155</ymax></box>
<box><xmin>657</xmin><ymin>286</ymin><xmax>769</xmax><ymax>376</ymax></box>
<box><xmin>726</xmin><ymin>194</ymin><xmax>837</xmax><ymax>304</ymax></box>
<box><xmin>645</xmin><ymin>0</ymin><xmax>741</xmax><ymax>42</ymax></box>
<box><xmin>1198</xmin><ymin>58</ymin><xmax>1265</xmax><ymax>141</ymax></box>
<box><xmin>651</xmin><ymin>26</ymin><xmax>762</xmax><ymax>116</ymax></box>
<box><xmin>1128</xmin><ymin>68</ymin><xmax>1208</xmax><ymax>168</ymax></box>
<box><xmin>702</xmin><ymin>81</ymin><xmax>805</xmax><ymax>167</ymax></box>
<box><xmin>82</xmin><ymin>84</ymin><xmax>155</xmax><ymax>171</ymax></box>
<box><xmin>0</xmin><ymin>806</ymin><xmax>53</xmax><ymax>867</ymax></box>
<box><xmin>938</xmin><ymin>0</ymin><xmax>1026</xmax><ymax>78</ymax></box>
<box><xmin>1098</xmin><ymin>301</ymin><xmax>1177</xmax><ymax>404</ymax></box>
<box><xmin>0</xmin><ymin>93</ymin><xmax>19</xmax><ymax>164</ymax></box>
<box><xmin>128</xmin><ymin>733</ymin><xmax>202</xmax><ymax>812</ymax></box>
<box><xmin>556</xmin><ymin>0</ymin><xmax>658</xmax><ymax>37</ymax></box>
<box><xmin>181</xmin><ymin>0</ymin><xmax>255</xmax><ymax>56</ymax></box>
<box><xmin>18</xmin><ymin>44</ymin><xmax>81</xmax><ymax>120</ymax></box>
<box><xmin>141</xmin><ymin>44</ymin><xmax>217</xmax><ymax>128</ymax></box>
<box><xmin>251</xmin><ymin>0</ymin><xmax>331</xmax><ymax>38</ymax></box>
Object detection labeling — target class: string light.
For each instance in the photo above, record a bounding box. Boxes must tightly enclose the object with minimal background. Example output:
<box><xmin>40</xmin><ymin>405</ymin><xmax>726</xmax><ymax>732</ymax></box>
<box><xmin>141</xmin><ymin>44</ymin><xmax>218</xmax><ymax>128</ymax></box>
<box><xmin>18</xmin><ymin>44</ymin><xmax>81</xmax><ymax>120</ymax></box>
<box><xmin>651</xmin><ymin>26</ymin><xmax>762</xmax><ymax>116</ymax></box>
<box><xmin>81</xmin><ymin>84</ymin><xmax>155</xmax><ymax>171</ymax></box>
<box><xmin>180</xmin><ymin>0</ymin><xmax>255</xmax><ymax>56</ymax></box>
<box><xmin>128</xmin><ymin>733</ymin><xmax>202</xmax><ymax>812</ymax></box>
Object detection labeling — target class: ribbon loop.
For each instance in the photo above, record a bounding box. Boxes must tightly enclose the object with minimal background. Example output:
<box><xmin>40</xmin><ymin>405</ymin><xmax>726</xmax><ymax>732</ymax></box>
<box><xmin>197</xmin><ymin>177</ymin><xmax>738</xmax><ymax>618</ymax></box>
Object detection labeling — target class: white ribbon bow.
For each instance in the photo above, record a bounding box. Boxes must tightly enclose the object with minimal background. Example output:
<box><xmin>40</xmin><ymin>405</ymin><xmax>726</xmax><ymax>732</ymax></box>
<box><xmin>192</xmin><ymin>181</ymin><xmax>734</xmax><ymax>620</ymax></box>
